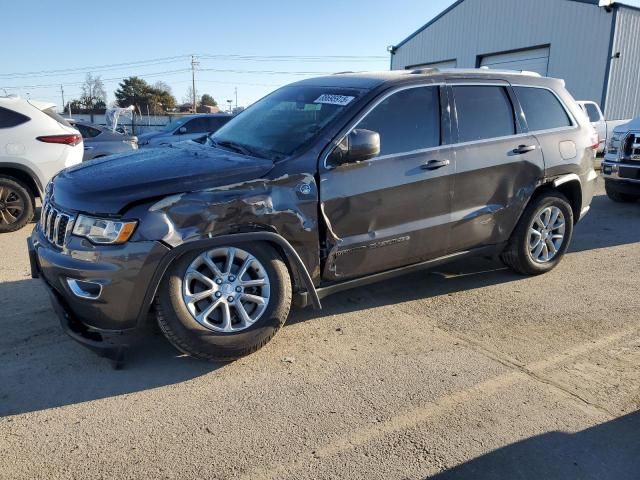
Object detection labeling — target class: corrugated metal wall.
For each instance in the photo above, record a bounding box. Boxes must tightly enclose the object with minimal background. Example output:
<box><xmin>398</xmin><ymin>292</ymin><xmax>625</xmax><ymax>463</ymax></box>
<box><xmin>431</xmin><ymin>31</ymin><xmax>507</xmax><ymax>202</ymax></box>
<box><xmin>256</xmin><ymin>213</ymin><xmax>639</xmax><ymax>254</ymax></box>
<box><xmin>391</xmin><ymin>0</ymin><xmax>614</xmax><ymax>107</ymax></box>
<box><xmin>605</xmin><ymin>6</ymin><xmax>640</xmax><ymax>120</ymax></box>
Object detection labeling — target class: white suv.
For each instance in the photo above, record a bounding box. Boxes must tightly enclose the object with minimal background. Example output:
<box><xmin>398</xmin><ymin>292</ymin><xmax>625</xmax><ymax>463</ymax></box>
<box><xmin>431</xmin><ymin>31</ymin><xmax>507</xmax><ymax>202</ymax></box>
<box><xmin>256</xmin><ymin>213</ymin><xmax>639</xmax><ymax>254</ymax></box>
<box><xmin>0</xmin><ymin>96</ymin><xmax>83</xmax><ymax>232</ymax></box>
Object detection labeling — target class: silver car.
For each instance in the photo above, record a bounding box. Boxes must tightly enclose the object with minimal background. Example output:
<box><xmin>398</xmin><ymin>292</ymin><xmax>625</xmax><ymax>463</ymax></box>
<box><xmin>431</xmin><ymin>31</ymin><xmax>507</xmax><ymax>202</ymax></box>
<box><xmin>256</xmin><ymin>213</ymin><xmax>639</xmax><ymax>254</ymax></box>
<box><xmin>71</xmin><ymin>121</ymin><xmax>138</xmax><ymax>161</ymax></box>
<box><xmin>137</xmin><ymin>114</ymin><xmax>232</xmax><ymax>148</ymax></box>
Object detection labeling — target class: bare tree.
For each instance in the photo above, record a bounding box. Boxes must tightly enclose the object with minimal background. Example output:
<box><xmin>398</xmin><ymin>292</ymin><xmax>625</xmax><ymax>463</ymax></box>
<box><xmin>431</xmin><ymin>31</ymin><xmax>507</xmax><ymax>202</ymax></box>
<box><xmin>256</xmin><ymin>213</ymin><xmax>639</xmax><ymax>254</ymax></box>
<box><xmin>182</xmin><ymin>86</ymin><xmax>199</xmax><ymax>107</ymax></box>
<box><xmin>153</xmin><ymin>81</ymin><xmax>173</xmax><ymax>95</ymax></box>
<box><xmin>80</xmin><ymin>73</ymin><xmax>107</xmax><ymax>111</ymax></box>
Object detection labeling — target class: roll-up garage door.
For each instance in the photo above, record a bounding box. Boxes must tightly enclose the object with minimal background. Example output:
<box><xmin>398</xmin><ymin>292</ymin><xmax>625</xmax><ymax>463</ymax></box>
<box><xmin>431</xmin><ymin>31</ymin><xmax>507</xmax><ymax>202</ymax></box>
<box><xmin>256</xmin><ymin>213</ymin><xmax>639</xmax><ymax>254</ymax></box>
<box><xmin>408</xmin><ymin>59</ymin><xmax>458</xmax><ymax>70</ymax></box>
<box><xmin>479</xmin><ymin>47</ymin><xmax>549</xmax><ymax>75</ymax></box>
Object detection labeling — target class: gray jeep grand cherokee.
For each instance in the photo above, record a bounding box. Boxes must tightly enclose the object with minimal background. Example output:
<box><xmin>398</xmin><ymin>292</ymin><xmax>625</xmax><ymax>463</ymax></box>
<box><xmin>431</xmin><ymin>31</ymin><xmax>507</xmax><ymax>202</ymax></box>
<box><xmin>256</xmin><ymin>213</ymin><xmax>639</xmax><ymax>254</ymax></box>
<box><xmin>28</xmin><ymin>69</ymin><xmax>598</xmax><ymax>365</ymax></box>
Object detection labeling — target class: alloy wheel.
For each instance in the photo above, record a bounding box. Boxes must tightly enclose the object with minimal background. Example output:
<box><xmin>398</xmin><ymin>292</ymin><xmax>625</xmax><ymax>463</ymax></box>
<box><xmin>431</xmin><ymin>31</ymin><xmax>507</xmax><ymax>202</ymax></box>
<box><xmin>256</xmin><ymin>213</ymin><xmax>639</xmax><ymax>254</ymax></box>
<box><xmin>528</xmin><ymin>206</ymin><xmax>566</xmax><ymax>263</ymax></box>
<box><xmin>0</xmin><ymin>186</ymin><xmax>25</xmax><ymax>226</ymax></box>
<box><xmin>182</xmin><ymin>247</ymin><xmax>270</xmax><ymax>332</ymax></box>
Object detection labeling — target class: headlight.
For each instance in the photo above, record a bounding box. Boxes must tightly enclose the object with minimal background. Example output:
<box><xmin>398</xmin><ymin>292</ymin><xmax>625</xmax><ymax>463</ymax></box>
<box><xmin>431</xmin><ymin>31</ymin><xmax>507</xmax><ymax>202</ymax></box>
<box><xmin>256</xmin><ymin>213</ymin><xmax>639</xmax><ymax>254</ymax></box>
<box><xmin>73</xmin><ymin>215</ymin><xmax>137</xmax><ymax>244</ymax></box>
<box><xmin>607</xmin><ymin>133</ymin><xmax>622</xmax><ymax>159</ymax></box>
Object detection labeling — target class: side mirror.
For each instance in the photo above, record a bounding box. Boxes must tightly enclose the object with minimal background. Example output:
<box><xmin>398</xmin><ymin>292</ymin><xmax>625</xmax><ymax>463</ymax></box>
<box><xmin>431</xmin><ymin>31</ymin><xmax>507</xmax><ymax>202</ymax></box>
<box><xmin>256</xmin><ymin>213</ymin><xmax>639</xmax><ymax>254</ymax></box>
<box><xmin>329</xmin><ymin>129</ymin><xmax>380</xmax><ymax>166</ymax></box>
<box><xmin>178</xmin><ymin>126</ymin><xmax>187</xmax><ymax>134</ymax></box>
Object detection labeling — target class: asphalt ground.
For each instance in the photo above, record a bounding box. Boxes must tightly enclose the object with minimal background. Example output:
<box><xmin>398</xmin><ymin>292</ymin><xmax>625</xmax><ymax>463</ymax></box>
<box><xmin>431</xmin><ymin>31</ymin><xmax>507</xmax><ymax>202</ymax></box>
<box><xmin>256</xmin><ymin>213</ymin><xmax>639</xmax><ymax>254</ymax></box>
<box><xmin>1</xmin><ymin>178</ymin><xmax>639</xmax><ymax>479</ymax></box>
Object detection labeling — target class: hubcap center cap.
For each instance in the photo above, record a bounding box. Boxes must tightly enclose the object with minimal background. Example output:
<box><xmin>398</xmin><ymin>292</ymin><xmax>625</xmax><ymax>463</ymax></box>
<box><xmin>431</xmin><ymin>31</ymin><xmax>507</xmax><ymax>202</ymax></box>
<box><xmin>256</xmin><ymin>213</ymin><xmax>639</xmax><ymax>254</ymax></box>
<box><xmin>0</xmin><ymin>201</ymin><xmax>6</xmax><ymax>210</ymax></box>
<box><xmin>220</xmin><ymin>283</ymin><xmax>234</xmax><ymax>295</ymax></box>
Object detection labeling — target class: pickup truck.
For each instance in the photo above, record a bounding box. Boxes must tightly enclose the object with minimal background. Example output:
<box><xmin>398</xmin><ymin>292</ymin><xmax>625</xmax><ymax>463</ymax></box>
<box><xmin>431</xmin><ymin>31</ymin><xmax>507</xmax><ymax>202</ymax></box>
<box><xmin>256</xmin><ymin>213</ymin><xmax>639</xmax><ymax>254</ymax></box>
<box><xmin>577</xmin><ymin>101</ymin><xmax>631</xmax><ymax>155</ymax></box>
<box><xmin>601</xmin><ymin>117</ymin><xmax>640</xmax><ymax>202</ymax></box>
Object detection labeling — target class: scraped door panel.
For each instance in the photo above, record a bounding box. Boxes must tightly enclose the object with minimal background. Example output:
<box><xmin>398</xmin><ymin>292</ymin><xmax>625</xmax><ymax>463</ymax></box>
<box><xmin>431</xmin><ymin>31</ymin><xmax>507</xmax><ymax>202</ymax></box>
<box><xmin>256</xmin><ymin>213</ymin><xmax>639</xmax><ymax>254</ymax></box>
<box><xmin>447</xmin><ymin>84</ymin><xmax>544</xmax><ymax>253</ymax></box>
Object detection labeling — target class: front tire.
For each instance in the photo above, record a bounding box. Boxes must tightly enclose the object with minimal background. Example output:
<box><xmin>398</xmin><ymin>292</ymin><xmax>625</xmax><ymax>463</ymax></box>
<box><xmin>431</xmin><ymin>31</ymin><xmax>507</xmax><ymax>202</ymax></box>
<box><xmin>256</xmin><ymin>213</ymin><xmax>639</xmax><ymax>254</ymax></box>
<box><xmin>0</xmin><ymin>176</ymin><xmax>34</xmax><ymax>233</ymax></box>
<box><xmin>501</xmin><ymin>193</ymin><xmax>574</xmax><ymax>275</ymax></box>
<box><xmin>157</xmin><ymin>242</ymin><xmax>292</xmax><ymax>362</ymax></box>
<box><xmin>605</xmin><ymin>181</ymin><xmax>639</xmax><ymax>203</ymax></box>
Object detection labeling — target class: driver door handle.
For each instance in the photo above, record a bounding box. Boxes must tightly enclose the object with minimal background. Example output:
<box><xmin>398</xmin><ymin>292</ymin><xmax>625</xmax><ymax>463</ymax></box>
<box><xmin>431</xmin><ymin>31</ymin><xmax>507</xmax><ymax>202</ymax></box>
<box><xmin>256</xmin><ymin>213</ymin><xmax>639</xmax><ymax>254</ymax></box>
<box><xmin>512</xmin><ymin>144</ymin><xmax>536</xmax><ymax>155</ymax></box>
<box><xmin>421</xmin><ymin>159</ymin><xmax>450</xmax><ymax>171</ymax></box>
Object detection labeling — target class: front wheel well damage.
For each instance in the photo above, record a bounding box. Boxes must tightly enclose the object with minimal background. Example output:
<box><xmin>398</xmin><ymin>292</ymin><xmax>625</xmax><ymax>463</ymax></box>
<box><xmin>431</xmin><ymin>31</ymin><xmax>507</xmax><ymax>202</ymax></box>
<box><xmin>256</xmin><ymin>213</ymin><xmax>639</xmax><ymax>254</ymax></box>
<box><xmin>142</xmin><ymin>233</ymin><xmax>320</xmax><ymax>326</ymax></box>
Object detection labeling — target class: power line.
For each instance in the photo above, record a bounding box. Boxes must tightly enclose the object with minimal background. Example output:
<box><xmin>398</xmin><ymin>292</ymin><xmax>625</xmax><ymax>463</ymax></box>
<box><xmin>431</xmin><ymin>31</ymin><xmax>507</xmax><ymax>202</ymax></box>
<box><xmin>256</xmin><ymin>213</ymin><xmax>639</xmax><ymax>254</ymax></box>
<box><xmin>0</xmin><ymin>55</ymin><xmax>191</xmax><ymax>79</ymax></box>
<box><xmin>0</xmin><ymin>53</ymin><xmax>387</xmax><ymax>79</ymax></box>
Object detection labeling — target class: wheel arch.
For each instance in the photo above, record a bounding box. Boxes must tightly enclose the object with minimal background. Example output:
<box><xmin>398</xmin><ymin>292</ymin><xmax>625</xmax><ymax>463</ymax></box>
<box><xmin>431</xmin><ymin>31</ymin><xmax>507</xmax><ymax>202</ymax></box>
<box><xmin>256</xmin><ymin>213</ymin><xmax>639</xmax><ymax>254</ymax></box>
<box><xmin>0</xmin><ymin>163</ymin><xmax>43</xmax><ymax>200</ymax></box>
<box><xmin>137</xmin><ymin>231</ymin><xmax>321</xmax><ymax>327</ymax></box>
<box><xmin>532</xmin><ymin>175</ymin><xmax>582</xmax><ymax>225</ymax></box>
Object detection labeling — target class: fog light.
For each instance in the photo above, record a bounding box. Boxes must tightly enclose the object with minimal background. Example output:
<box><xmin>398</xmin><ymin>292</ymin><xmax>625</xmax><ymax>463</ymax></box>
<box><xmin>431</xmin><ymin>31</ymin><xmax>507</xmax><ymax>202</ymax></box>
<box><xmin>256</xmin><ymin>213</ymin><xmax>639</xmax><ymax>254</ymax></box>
<box><xmin>66</xmin><ymin>278</ymin><xmax>102</xmax><ymax>300</ymax></box>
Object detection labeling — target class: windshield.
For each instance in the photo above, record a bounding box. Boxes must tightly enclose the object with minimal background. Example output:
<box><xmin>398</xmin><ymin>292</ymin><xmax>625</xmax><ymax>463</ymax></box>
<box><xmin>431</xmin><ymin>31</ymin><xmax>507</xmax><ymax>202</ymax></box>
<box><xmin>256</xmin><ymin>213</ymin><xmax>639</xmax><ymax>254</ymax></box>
<box><xmin>162</xmin><ymin>117</ymin><xmax>190</xmax><ymax>132</ymax></box>
<box><xmin>211</xmin><ymin>85</ymin><xmax>364</xmax><ymax>160</ymax></box>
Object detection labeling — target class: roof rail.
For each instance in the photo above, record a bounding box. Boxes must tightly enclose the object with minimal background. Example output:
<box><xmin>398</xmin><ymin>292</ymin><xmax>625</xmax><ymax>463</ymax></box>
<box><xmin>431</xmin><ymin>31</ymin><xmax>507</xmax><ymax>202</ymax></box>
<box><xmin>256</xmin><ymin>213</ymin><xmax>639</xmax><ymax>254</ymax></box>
<box><xmin>409</xmin><ymin>67</ymin><xmax>439</xmax><ymax>75</ymax></box>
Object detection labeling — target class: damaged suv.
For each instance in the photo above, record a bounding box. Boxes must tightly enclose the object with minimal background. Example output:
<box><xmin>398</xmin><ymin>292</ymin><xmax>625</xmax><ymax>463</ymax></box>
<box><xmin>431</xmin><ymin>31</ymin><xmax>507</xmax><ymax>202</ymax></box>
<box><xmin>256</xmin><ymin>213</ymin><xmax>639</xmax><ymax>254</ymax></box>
<box><xmin>29</xmin><ymin>69</ymin><xmax>598</xmax><ymax>364</ymax></box>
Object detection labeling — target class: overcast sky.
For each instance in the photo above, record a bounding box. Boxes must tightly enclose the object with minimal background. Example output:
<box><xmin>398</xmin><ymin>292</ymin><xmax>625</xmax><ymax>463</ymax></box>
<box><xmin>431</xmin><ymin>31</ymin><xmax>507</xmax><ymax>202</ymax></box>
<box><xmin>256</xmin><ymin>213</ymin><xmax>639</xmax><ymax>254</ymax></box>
<box><xmin>1</xmin><ymin>0</ymin><xmax>638</xmax><ymax>109</ymax></box>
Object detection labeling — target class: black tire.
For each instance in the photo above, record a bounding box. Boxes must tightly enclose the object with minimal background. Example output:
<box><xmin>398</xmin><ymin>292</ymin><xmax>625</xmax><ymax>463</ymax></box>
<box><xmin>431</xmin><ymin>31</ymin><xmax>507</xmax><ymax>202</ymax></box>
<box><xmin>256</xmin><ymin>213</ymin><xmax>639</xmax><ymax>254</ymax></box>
<box><xmin>0</xmin><ymin>176</ymin><xmax>35</xmax><ymax>233</ymax></box>
<box><xmin>605</xmin><ymin>181</ymin><xmax>639</xmax><ymax>203</ymax></box>
<box><xmin>501</xmin><ymin>192</ymin><xmax>574</xmax><ymax>275</ymax></box>
<box><xmin>157</xmin><ymin>242</ymin><xmax>292</xmax><ymax>362</ymax></box>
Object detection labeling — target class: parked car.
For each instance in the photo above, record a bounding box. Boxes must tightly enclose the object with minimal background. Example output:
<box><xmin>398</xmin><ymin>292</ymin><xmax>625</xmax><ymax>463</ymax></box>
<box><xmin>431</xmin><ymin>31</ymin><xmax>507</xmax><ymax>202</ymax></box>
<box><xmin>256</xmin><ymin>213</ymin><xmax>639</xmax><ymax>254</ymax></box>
<box><xmin>29</xmin><ymin>69</ymin><xmax>597</xmax><ymax>366</ymax></box>
<box><xmin>577</xmin><ymin>101</ymin><xmax>630</xmax><ymax>155</ymax></box>
<box><xmin>137</xmin><ymin>113</ymin><xmax>232</xmax><ymax>148</ymax></box>
<box><xmin>0</xmin><ymin>96</ymin><xmax>82</xmax><ymax>233</ymax></box>
<box><xmin>69</xmin><ymin>120</ymin><xmax>138</xmax><ymax>161</ymax></box>
<box><xmin>601</xmin><ymin>117</ymin><xmax>640</xmax><ymax>202</ymax></box>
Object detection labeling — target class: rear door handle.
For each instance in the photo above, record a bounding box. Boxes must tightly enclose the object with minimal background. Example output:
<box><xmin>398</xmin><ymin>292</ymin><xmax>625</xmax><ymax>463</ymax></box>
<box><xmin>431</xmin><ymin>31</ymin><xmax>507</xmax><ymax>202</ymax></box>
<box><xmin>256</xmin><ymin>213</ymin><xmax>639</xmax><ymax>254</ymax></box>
<box><xmin>421</xmin><ymin>159</ymin><xmax>450</xmax><ymax>170</ymax></box>
<box><xmin>512</xmin><ymin>145</ymin><xmax>536</xmax><ymax>155</ymax></box>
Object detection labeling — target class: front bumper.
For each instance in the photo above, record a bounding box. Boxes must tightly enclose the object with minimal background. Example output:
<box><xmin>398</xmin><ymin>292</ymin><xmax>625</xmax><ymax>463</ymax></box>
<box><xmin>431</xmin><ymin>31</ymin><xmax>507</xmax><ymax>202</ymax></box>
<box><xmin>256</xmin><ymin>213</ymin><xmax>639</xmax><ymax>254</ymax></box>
<box><xmin>602</xmin><ymin>160</ymin><xmax>640</xmax><ymax>189</ymax></box>
<box><xmin>29</xmin><ymin>226</ymin><xmax>170</xmax><ymax>353</ymax></box>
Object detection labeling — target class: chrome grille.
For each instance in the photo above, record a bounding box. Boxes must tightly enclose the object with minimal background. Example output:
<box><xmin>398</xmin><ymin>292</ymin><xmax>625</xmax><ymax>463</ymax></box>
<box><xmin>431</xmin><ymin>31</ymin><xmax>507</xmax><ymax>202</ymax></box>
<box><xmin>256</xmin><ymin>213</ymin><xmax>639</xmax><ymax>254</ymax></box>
<box><xmin>40</xmin><ymin>202</ymin><xmax>74</xmax><ymax>248</ymax></box>
<box><xmin>624</xmin><ymin>132</ymin><xmax>640</xmax><ymax>164</ymax></box>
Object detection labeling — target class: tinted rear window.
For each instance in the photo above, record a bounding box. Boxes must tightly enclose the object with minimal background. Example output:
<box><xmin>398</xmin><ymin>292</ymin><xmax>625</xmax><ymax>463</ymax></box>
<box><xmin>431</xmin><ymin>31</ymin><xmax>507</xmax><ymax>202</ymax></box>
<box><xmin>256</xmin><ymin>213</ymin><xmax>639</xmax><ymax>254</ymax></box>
<box><xmin>453</xmin><ymin>86</ymin><xmax>515</xmax><ymax>143</ymax></box>
<box><xmin>584</xmin><ymin>103</ymin><xmax>601</xmax><ymax>123</ymax></box>
<box><xmin>41</xmin><ymin>107</ymin><xmax>72</xmax><ymax>127</ymax></box>
<box><xmin>514</xmin><ymin>87</ymin><xmax>572</xmax><ymax>132</ymax></box>
<box><xmin>357</xmin><ymin>86</ymin><xmax>441</xmax><ymax>156</ymax></box>
<box><xmin>0</xmin><ymin>106</ymin><xmax>30</xmax><ymax>129</ymax></box>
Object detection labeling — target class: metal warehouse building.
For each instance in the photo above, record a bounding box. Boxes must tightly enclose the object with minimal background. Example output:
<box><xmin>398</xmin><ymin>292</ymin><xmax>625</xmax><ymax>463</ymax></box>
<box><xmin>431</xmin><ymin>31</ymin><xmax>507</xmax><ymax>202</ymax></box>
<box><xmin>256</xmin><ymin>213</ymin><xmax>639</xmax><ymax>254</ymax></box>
<box><xmin>389</xmin><ymin>0</ymin><xmax>640</xmax><ymax>120</ymax></box>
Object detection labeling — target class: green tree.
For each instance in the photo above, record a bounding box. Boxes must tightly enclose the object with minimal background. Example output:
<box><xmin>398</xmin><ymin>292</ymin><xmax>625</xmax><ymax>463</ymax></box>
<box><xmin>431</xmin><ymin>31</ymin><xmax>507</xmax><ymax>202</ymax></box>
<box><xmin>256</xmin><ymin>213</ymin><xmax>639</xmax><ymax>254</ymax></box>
<box><xmin>114</xmin><ymin>77</ymin><xmax>177</xmax><ymax>114</ymax></box>
<box><xmin>200</xmin><ymin>94</ymin><xmax>217</xmax><ymax>107</ymax></box>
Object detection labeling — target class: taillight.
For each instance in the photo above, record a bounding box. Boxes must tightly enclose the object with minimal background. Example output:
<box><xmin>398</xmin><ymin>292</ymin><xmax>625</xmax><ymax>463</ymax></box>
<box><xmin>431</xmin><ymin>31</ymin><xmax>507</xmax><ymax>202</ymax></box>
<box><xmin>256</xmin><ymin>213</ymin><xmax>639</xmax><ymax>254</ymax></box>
<box><xmin>37</xmin><ymin>134</ymin><xmax>82</xmax><ymax>146</ymax></box>
<box><xmin>589</xmin><ymin>131</ymin><xmax>600</xmax><ymax>150</ymax></box>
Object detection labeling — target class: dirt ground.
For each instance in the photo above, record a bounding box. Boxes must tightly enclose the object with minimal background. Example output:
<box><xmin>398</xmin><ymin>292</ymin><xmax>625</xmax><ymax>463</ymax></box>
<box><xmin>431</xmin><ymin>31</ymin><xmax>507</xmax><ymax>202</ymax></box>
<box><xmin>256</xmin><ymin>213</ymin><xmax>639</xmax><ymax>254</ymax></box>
<box><xmin>1</xmin><ymin>178</ymin><xmax>639</xmax><ymax>479</ymax></box>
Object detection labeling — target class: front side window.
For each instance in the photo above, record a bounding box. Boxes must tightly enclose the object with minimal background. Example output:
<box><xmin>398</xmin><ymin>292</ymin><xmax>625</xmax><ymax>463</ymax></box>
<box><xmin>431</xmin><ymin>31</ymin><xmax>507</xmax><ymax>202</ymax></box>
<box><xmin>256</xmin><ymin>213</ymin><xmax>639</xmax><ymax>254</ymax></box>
<box><xmin>514</xmin><ymin>86</ymin><xmax>572</xmax><ymax>132</ymax></box>
<box><xmin>208</xmin><ymin>116</ymin><xmax>230</xmax><ymax>132</ymax></box>
<box><xmin>212</xmin><ymin>85</ymin><xmax>364</xmax><ymax>160</ymax></box>
<box><xmin>357</xmin><ymin>86</ymin><xmax>441</xmax><ymax>157</ymax></box>
<box><xmin>453</xmin><ymin>86</ymin><xmax>515</xmax><ymax>143</ymax></box>
<box><xmin>181</xmin><ymin>117</ymin><xmax>209</xmax><ymax>134</ymax></box>
<box><xmin>0</xmin><ymin>106</ymin><xmax>30</xmax><ymax>129</ymax></box>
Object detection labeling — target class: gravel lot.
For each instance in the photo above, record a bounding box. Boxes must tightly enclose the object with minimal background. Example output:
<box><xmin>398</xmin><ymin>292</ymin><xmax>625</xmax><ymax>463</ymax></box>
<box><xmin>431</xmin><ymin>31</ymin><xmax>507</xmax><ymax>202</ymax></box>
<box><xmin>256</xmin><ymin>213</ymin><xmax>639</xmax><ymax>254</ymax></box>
<box><xmin>1</xmin><ymin>179</ymin><xmax>639</xmax><ymax>479</ymax></box>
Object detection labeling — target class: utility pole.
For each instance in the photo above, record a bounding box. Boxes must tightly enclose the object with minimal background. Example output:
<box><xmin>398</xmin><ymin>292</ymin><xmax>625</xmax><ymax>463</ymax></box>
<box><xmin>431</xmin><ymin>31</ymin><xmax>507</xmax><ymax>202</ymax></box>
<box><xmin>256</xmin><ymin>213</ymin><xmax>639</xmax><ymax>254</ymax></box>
<box><xmin>234</xmin><ymin>87</ymin><xmax>238</xmax><ymax>111</ymax></box>
<box><xmin>191</xmin><ymin>55</ymin><xmax>199</xmax><ymax>113</ymax></box>
<box><xmin>60</xmin><ymin>85</ymin><xmax>65</xmax><ymax>114</ymax></box>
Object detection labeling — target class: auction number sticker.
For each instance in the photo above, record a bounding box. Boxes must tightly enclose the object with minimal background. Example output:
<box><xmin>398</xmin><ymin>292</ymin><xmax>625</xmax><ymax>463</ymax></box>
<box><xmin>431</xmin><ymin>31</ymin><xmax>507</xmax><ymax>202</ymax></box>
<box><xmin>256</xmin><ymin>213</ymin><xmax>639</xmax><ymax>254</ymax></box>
<box><xmin>314</xmin><ymin>94</ymin><xmax>355</xmax><ymax>106</ymax></box>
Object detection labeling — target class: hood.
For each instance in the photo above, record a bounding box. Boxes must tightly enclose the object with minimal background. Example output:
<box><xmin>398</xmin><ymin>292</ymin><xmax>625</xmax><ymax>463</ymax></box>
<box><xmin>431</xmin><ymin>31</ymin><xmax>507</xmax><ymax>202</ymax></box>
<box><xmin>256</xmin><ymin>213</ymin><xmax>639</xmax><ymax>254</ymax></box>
<box><xmin>51</xmin><ymin>142</ymin><xmax>274</xmax><ymax>214</ymax></box>
<box><xmin>613</xmin><ymin>117</ymin><xmax>640</xmax><ymax>134</ymax></box>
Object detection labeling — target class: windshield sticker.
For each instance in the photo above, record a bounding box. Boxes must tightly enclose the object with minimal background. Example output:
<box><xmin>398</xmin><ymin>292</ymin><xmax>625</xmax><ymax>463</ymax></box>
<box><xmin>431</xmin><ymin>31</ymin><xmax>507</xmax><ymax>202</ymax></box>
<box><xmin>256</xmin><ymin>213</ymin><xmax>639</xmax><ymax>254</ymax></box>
<box><xmin>314</xmin><ymin>94</ymin><xmax>355</xmax><ymax>106</ymax></box>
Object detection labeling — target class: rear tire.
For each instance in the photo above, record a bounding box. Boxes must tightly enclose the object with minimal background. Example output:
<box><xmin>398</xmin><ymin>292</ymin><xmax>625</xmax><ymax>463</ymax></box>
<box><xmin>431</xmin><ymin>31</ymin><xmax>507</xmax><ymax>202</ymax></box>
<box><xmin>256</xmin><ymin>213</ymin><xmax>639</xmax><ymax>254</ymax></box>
<box><xmin>501</xmin><ymin>192</ymin><xmax>574</xmax><ymax>275</ymax></box>
<box><xmin>605</xmin><ymin>181</ymin><xmax>639</xmax><ymax>203</ymax></box>
<box><xmin>157</xmin><ymin>242</ymin><xmax>292</xmax><ymax>362</ymax></box>
<box><xmin>0</xmin><ymin>176</ymin><xmax>34</xmax><ymax>233</ymax></box>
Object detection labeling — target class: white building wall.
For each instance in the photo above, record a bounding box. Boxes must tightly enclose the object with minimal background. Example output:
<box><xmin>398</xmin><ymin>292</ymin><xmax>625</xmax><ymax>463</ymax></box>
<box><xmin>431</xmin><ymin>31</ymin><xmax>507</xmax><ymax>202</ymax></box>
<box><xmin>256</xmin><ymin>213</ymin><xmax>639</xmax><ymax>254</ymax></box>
<box><xmin>605</xmin><ymin>6</ymin><xmax>640</xmax><ymax>120</ymax></box>
<box><xmin>391</xmin><ymin>0</ymin><xmax>614</xmax><ymax>106</ymax></box>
